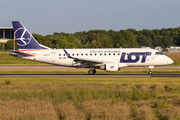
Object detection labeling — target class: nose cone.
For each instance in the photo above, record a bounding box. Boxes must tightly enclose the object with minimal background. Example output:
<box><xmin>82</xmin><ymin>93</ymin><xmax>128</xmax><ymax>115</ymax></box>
<box><xmin>167</xmin><ymin>57</ymin><xmax>174</xmax><ymax>64</ymax></box>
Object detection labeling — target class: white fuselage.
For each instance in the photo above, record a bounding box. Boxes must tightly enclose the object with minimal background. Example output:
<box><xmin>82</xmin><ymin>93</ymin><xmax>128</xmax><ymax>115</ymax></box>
<box><xmin>19</xmin><ymin>48</ymin><xmax>173</xmax><ymax>69</ymax></box>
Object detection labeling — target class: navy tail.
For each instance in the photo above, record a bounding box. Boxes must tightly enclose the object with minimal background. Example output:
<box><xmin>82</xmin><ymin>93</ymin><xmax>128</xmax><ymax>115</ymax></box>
<box><xmin>12</xmin><ymin>21</ymin><xmax>49</xmax><ymax>51</ymax></box>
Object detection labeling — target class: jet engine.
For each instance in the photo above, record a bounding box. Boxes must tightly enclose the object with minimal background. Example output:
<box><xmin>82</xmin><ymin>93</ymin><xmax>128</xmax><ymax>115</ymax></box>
<box><xmin>100</xmin><ymin>63</ymin><xmax>120</xmax><ymax>72</ymax></box>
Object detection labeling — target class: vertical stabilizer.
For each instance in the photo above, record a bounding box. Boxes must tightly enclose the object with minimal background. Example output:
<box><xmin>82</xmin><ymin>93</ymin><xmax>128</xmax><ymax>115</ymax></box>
<box><xmin>12</xmin><ymin>21</ymin><xmax>50</xmax><ymax>51</ymax></box>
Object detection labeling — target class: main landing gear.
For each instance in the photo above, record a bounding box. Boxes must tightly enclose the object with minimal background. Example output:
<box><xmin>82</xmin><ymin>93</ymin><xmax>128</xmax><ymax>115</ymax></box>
<box><xmin>88</xmin><ymin>69</ymin><xmax>96</xmax><ymax>75</ymax></box>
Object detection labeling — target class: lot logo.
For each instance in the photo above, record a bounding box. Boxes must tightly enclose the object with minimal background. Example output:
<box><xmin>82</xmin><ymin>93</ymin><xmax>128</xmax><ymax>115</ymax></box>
<box><xmin>120</xmin><ymin>52</ymin><xmax>151</xmax><ymax>63</ymax></box>
<box><xmin>110</xmin><ymin>66</ymin><xmax>114</xmax><ymax>68</ymax></box>
<box><xmin>15</xmin><ymin>28</ymin><xmax>31</xmax><ymax>46</ymax></box>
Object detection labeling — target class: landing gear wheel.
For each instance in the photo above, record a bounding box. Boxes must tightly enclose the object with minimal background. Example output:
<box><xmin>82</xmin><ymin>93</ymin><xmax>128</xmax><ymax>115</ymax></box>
<box><xmin>88</xmin><ymin>70</ymin><xmax>94</xmax><ymax>75</ymax></box>
<box><xmin>93</xmin><ymin>69</ymin><xmax>96</xmax><ymax>74</ymax></box>
<box><xmin>88</xmin><ymin>69</ymin><xmax>96</xmax><ymax>75</ymax></box>
<box><xmin>149</xmin><ymin>69</ymin><xmax>152</xmax><ymax>75</ymax></box>
<box><xmin>149</xmin><ymin>71</ymin><xmax>152</xmax><ymax>75</ymax></box>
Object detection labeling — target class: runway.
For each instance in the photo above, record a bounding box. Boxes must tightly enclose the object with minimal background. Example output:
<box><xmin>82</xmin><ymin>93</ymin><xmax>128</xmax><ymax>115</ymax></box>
<box><xmin>0</xmin><ymin>74</ymin><xmax>180</xmax><ymax>78</ymax></box>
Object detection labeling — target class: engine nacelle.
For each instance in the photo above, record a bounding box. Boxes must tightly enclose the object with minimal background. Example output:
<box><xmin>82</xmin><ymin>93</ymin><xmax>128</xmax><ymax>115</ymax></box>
<box><xmin>100</xmin><ymin>63</ymin><xmax>120</xmax><ymax>72</ymax></box>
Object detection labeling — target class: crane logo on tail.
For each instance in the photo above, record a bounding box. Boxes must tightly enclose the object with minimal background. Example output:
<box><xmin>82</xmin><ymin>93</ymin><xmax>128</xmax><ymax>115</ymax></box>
<box><xmin>15</xmin><ymin>28</ymin><xmax>31</xmax><ymax>46</ymax></box>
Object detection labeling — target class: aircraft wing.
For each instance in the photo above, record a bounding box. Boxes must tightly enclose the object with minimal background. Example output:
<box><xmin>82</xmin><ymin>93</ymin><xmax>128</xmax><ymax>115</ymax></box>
<box><xmin>72</xmin><ymin>57</ymin><xmax>103</xmax><ymax>64</ymax></box>
<box><xmin>63</xmin><ymin>49</ymin><xmax>104</xmax><ymax>67</ymax></box>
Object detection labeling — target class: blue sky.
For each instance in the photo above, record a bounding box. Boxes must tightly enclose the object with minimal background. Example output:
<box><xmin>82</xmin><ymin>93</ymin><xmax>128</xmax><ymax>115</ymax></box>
<box><xmin>1</xmin><ymin>0</ymin><xmax>180</xmax><ymax>35</ymax></box>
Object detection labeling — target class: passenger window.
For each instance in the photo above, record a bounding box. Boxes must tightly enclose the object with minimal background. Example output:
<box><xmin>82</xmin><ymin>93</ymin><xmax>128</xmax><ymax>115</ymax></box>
<box><xmin>81</xmin><ymin>54</ymin><xmax>83</xmax><ymax>56</ymax></box>
<box><xmin>72</xmin><ymin>54</ymin><xmax>74</xmax><ymax>56</ymax></box>
<box><xmin>59</xmin><ymin>54</ymin><xmax>61</xmax><ymax>56</ymax></box>
<box><xmin>90</xmin><ymin>54</ymin><xmax>92</xmax><ymax>56</ymax></box>
<box><xmin>104</xmin><ymin>53</ymin><xmax>106</xmax><ymax>56</ymax></box>
<box><xmin>118</xmin><ymin>53</ymin><xmax>120</xmax><ymax>55</ymax></box>
<box><xmin>77</xmin><ymin>54</ymin><xmax>79</xmax><ymax>56</ymax></box>
<box><xmin>95</xmin><ymin>54</ymin><xmax>96</xmax><ymax>56</ymax></box>
<box><xmin>113</xmin><ymin>53</ymin><xmax>115</xmax><ymax>55</ymax></box>
<box><xmin>86</xmin><ymin>54</ymin><xmax>88</xmax><ymax>56</ymax></box>
<box><xmin>109</xmin><ymin>53</ymin><xmax>111</xmax><ymax>55</ymax></box>
<box><xmin>100</xmin><ymin>53</ymin><xmax>102</xmax><ymax>56</ymax></box>
<box><xmin>63</xmin><ymin>54</ymin><xmax>65</xmax><ymax>56</ymax></box>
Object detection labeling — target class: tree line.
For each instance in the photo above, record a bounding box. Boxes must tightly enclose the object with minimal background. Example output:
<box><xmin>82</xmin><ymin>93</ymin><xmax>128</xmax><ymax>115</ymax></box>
<box><xmin>1</xmin><ymin>27</ymin><xmax>180</xmax><ymax>50</ymax></box>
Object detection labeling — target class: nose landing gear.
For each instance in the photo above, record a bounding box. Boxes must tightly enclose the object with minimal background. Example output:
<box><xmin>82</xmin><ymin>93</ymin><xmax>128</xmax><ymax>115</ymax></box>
<box><xmin>149</xmin><ymin>69</ymin><xmax>153</xmax><ymax>75</ymax></box>
<box><xmin>148</xmin><ymin>66</ymin><xmax>154</xmax><ymax>75</ymax></box>
<box><xmin>88</xmin><ymin>69</ymin><xmax>96</xmax><ymax>75</ymax></box>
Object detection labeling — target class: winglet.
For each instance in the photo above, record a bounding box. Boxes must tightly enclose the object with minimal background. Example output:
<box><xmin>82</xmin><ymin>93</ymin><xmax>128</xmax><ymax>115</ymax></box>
<box><xmin>63</xmin><ymin>49</ymin><xmax>73</xmax><ymax>58</ymax></box>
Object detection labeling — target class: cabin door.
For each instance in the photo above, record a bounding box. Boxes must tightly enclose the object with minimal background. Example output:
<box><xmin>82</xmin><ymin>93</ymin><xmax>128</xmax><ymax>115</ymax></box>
<box><xmin>146</xmin><ymin>52</ymin><xmax>151</xmax><ymax>61</ymax></box>
<box><xmin>51</xmin><ymin>52</ymin><xmax>56</xmax><ymax>62</ymax></box>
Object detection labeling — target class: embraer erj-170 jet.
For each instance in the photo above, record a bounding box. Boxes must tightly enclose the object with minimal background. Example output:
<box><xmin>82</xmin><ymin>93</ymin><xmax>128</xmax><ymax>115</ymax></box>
<box><xmin>9</xmin><ymin>21</ymin><xmax>174</xmax><ymax>74</ymax></box>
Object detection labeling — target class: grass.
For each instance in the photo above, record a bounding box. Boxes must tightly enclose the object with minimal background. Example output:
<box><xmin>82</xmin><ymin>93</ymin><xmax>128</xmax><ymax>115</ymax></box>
<box><xmin>1</xmin><ymin>77</ymin><xmax>180</xmax><ymax>119</ymax></box>
<box><xmin>0</xmin><ymin>51</ymin><xmax>180</xmax><ymax>119</ymax></box>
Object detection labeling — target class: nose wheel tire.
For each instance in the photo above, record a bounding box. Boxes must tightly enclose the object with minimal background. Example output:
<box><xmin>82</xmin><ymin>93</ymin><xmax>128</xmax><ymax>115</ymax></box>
<box><xmin>149</xmin><ymin>69</ymin><xmax>152</xmax><ymax>75</ymax></box>
<box><xmin>149</xmin><ymin>71</ymin><xmax>152</xmax><ymax>75</ymax></box>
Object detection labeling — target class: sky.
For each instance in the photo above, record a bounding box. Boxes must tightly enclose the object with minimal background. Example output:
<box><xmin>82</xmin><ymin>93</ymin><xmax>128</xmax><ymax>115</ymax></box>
<box><xmin>1</xmin><ymin>0</ymin><xmax>180</xmax><ymax>35</ymax></box>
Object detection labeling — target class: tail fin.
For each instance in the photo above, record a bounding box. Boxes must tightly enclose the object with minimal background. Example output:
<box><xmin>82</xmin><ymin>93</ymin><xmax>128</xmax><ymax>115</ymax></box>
<box><xmin>12</xmin><ymin>21</ymin><xmax>50</xmax><ymax>51</ymax></box>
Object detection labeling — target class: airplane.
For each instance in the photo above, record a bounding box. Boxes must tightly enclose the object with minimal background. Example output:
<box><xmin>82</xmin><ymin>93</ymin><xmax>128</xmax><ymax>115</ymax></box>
<box><xmin>9</xmin><ymin>21</ymin><xmax>174</xmax><ymax>75</ymax></box>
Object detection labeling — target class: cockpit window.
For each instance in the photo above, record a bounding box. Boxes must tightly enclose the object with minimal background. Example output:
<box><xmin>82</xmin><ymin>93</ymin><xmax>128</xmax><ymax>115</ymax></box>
<box><xmin>159</xmin><ymin>52</ymin><xmax>164</xmax><ymax>55</ymax></box>
<box><xmin>155</xmin><ymin>52</ymin><xmax>164</xmax><ymax>55</ymax></box>
<box><xmin>155</xmin><ymin>52</ymin><xmax>159</xmax><ymax>55</ymax></box>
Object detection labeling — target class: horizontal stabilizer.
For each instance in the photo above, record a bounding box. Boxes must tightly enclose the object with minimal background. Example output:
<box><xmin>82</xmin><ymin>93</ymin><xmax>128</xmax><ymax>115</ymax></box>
<box><xmin>9</xmin><ymin>50</ymin><xmax>34</xmax><ymax>57</ymax></box>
